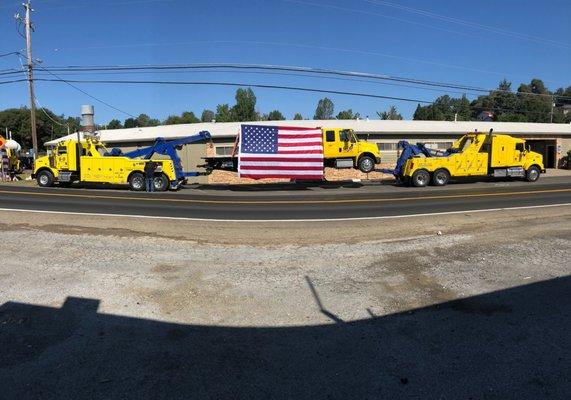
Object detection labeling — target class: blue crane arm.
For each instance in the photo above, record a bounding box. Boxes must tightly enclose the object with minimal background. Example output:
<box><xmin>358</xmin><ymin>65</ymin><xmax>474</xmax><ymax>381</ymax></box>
<box><xmin>121</xmin><ymin>131</ymin><xmax>212</xmax><ymax>180</ymax></box>
<box><xmin>382</xmin><ymin>140</ymin><xmax>453</xmax><ymax>178</ymax></box>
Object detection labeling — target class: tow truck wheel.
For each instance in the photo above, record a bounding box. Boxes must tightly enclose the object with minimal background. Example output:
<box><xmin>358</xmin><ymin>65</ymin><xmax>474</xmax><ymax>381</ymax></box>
<box><xmin>411</xmin><ymin>169</ymin><xmax>430</xmax><ymax>187</ymax></box>
<box><xmin>526</xmin><ymin>166</ymin><xmax>540</xmax><ymax>182</ymax></box>
<box><xmin>36</xmin><ymin>170</ymin><xmax>54</xmax><ymax>187</ymax></box>
<box><xmin>153</xmin><ymin>173</ymin><xmax>169</xmax><ymax>192</ymax></box>
<box><xmin>432</xmin><ymin>169</ymin><xmax>450</xmax><ymax>186</ymax></box>
<box><xmin>129</xmin><ymin>172</ymin><xmax>145</xmax><ymax>191</ymax></box>
<box><xmin>358</xmin><ymin>156</ymin><xmax>375</xmax><ymax>173</ymax></box>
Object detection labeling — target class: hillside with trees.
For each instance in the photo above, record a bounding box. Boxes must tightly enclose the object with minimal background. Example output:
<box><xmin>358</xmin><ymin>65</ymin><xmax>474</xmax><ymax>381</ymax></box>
<box><xmin>413</xmin><ymin>79</ymin><xmax>571</xmax><ymax>123</ymax></box>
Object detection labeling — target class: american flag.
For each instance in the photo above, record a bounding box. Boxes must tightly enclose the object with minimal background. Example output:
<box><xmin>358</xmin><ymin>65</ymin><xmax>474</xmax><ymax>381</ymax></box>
<box><xmin>238</xmin><ymin>124</ymin><xmax>324</xmax><ymax>180</ymax></box>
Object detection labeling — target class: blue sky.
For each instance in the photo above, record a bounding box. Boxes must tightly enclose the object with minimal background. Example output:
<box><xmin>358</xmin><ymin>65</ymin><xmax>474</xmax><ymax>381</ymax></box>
<box><xmin>1</xmin><ymin>0</ymin><xmax>570</xmax><ymax>123</ymax></box>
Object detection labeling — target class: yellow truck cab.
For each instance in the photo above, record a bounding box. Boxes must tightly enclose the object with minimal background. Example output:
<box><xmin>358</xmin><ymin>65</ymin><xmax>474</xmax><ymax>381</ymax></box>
<box><xmin>402</xmin><ymin>131</ymin><xmax>545</xmax><ymax>187</ymax></box>
<box><xmin>33</xmin><ymin>136</ymin><xmax>178</xmax><ymax>191</ymax></box>
<box><xmin>321</xmin><ymin>128</ymin><xmax>381</xmax><ymax>173</ymax></box>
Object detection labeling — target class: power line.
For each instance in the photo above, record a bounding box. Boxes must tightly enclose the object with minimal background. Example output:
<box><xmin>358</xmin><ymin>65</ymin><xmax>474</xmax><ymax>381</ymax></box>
<box><xmin>32</xmin><ymin>77</ymin><xmax>435</xmax><ymax>104</ymax></box>
<box><xmin>365</xmin><ymin>0</ymin><xmax>571</xmax><ymax>50</ymax></box>
<box><xmin>29</xmin><ymin>62</ymin><xmax>571</xmax><ymax>101</ymax></box>
<box><xmin>29</xmin><ymin>68</ymin><xmax>485</xmax><ymax>98</ymax></box>
<box><xmin>58</xmin><ymin>39</ymin><xmax>523</xmax><ymax>79</ymax></box>
<box><xmin>0</xmin><ymin>51</ymin><xmax>22</xmax><ymax>58</ymax></box>
<box><xmin>282</xmin><ymin>0</ymin><xmax>483</xmax><ymax>40</ymax></box>
<box><xmin>32</xmin><ymin>62</ymin><xmax>136</xmax><ymax>118</ymax></box>
<box><xmin>22</xmin><ymin>63</ymin><xmax>494</xmax><ymax>91</ymax></box>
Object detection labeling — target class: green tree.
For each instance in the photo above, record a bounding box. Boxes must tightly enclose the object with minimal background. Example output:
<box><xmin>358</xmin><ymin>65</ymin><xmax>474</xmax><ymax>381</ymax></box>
<box><xmin>107</xmin><ymin>119</ymin><xmax>123</xmax><ymax>129</ymax></box>
<box><xmin>0</xmin><ymin>107</ymin><xmax>71</xmax><ymax>149</ymax></box>
<box><xmin>124</xmin><ymin>118</ymin><xmax>137</xmax><ymax>128</ymax></box>
<box><xmin>180</xmin><ymin>111</ymin><xmax>199</xmax><ymax>124</ymax></box>
<box><xmin>164</xmin><ymin>115</ymin><xmax>181</xmax><ymax>125</ymax></box>
<box><xmin>314</xmin><ymin>97</ymin><xmax>334</xmax><ymax>119</ymax></box>
<box><xmin>231</xmin><ymin>88</ymin><xmax>257</xmax><ymax>122</ymax></box>
<box><xmin>267</xmin><ymin>110</ymin><xmax>285</xmax><ymax>120</ymax></box>
<box><xmin>201</xmin><ymin>109</ymin><xmax>215</xmax><ymax>122</ymax></box>
<box><xmin>516</xmin><ymin>79</ymin><xmax>552</xmax><ymax>123</ymax></box>
<box><xmin>135</xmin><ymin>113</ymin><xmax>151</xmax><ymax>127</ymax></box>
<box><xmin>65</xmin><ymin>116</ymin><xmax>81</xmax><ymax>133</ymax></box>
<box><xmin>414</xmin><ymin>95</ymin><xmax>471</xmax><ymax>121</ymax></box>
<box><xmin>377</xmin><ymin>105</ymin><xmax>403</xmax><ymax>120</ymax></box>
<box><xmin>215</xmin><ymin>104</ymin><xmax>232</xmax><ymax>122</ymax></box>
<box><xmin>336</xmin><ymin>109</ymin><xmax>359</xmax><ymax>119</ymax></box>
<box><xmin>293</xmin><ymin>113</ymin><xmax>303</xmax><ymax>120</ymax></box>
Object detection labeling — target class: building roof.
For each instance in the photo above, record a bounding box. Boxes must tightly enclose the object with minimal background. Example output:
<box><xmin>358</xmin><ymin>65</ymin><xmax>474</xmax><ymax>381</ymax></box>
<box><xmin>44</xmin><ymin>119</ymin><xmax>571</xmax><ymax>146</ymax></box>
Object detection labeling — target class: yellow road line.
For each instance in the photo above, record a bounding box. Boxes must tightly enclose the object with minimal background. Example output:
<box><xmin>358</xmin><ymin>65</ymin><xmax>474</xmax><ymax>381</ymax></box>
<box><xmin>0</xmin><ymin>187</ymin><xmax>570</xmax><ymax>205</ymax></box>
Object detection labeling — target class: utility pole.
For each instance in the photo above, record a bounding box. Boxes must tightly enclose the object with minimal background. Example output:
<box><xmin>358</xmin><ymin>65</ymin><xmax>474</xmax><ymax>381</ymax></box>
<box><xmin>550</xmin><ymin>96</ymin><xmax>555</xmax><ymax>123</ymax></box>
<box><xmin>24</xmin><ymin>0</ymin><xmax>38</xmax><ymax>159</ymax></box>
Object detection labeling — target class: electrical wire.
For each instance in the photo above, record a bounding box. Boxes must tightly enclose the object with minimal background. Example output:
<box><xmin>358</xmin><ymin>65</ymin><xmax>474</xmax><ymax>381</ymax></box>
<box><xmin>30</xmin><ymin>62</ymin><xmax>571</xmax><ymax>101</ymax></box>
<box><xmin>32</xmin><ymin>61</ymin><xmax>136</xmax><ymax>118</ymax></box>
<box><xmin>32</xmin><ymin>77</ymin><xmax>435</xmax><ymax>104</ymax></box>
<box><xmin>23</xmin><ymin>63</ymin><xmax>495</xmax><ymax>92</ymax></box>
<box><xmin>33</xmin><ymin>93</ymin><xmax>69</xmax><ymax>129</ymax></box>
<box><xmin>365</xmin><ymin>0</ymin><xmax>571</xmax><ymax>50</ymax></box>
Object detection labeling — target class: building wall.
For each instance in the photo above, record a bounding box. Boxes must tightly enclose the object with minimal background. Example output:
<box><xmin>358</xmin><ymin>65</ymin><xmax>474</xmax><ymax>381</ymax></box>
<box><xmin>560</xmin><ymin>138</ymin><xmax>571</xmax><ymax>168</ymax></box>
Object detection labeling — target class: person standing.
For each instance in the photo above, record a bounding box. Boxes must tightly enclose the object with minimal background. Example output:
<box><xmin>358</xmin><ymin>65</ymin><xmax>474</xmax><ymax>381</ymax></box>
<box><xmin>144</xmin><ymin>161</ymin><xmax>156</xmax><ymax>192</ymax></box>
<box><xmin>0</xmin><ymin>147</ymin><xmax>9</xmax><ymax>182</ymax></box>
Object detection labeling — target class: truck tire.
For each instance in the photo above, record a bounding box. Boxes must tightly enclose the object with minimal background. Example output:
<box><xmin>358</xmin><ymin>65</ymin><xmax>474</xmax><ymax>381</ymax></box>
<box><xmin>129</xmin><ymin>172</ymin><xmax>145</xmax><ymax>191</ymax></box>
<box><xmin>153</xmin><ymin>173</ymin><xmax>170</xmax><ymax>192</ymax></box>
<box><xmin>36</xmin><ymin>170</ymin><xmax>54</xmax><ymax>187</ymax></box>
<box><xmin>411</xmin><ymin>169</ymin><xmax>430</xmax><ymax>187</ymax></box>
<box><xmin>358</xmin><ymin>155</ymin><xmax>375</xmax><ymax>173</ymax></box>
<box><xmin>432</xmin><ymin>169</ymin><xmax>450</xmax><ymax>186</ymax></box>
<box><xmin>526</xmin><ymin>166</ymin><xmax>540</xmax><ymax>182</ymax></box>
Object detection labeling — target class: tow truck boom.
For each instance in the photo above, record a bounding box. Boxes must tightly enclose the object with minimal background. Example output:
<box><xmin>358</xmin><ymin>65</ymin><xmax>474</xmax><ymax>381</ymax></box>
<box><xmin>121</xmin><ymin>131</ymin><xmax>212</xmax><ymax>180</ymax></box>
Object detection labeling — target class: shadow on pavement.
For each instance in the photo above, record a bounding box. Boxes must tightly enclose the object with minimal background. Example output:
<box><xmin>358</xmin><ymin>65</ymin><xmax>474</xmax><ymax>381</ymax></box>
<box><xmin>188</xmin><ymin>180</ymin><xmax>367</xmax><ymax>192</ymax></box>
<box><xmin>1</xmin><ymin>277</ymin><xmax>569</xmax><ymax>399</ymax></box>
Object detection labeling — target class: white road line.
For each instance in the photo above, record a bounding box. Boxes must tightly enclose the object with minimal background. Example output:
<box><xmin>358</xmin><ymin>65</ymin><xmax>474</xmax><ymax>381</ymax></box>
<box><xmin>0</xmin><ymin>203</ymin><xmax>570</xmax><ymax>223</ymax></box>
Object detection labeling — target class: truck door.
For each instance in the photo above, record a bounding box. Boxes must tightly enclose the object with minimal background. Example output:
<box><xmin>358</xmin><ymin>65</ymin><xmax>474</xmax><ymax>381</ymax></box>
<box><xmin>323</xmin><ymin>129</ymin><xmax>337</xmax><ymax>159</ymax></box>
<box><xmin>56</xmin><ymin>145</ymin><xmax>69</xmax><ymax>170</ymax></box>
<box><xmin>339</xmin><ymin>129</ymin><xmax>359</xmax><ymax>159</ymax></box>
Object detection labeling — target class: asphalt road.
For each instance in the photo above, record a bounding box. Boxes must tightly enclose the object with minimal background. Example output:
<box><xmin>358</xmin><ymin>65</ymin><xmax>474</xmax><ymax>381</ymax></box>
<box><xmin>0</xmin><ymin>176</ymin><xmax>570</xmax><ymax>220</ymax></box>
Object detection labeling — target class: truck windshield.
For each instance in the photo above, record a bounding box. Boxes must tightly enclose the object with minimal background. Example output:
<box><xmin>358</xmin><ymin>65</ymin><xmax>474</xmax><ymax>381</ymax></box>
<box><xmin>456</xmin><ymin>137</ymin><xmax>473</xmax><ymax>152</ymax></box>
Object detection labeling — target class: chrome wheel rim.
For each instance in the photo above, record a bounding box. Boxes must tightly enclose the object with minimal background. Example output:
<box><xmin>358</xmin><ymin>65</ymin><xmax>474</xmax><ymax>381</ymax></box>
<box><xmin>417</xmin><ymin>172</ymin><xmax>428</xmax><ymax>185</ymax></box>
<box><xmin>153</xmin><ymin>176</ymin><xmax>165</xmax><ymax>190</ymax></box>
<box><xmin>361</xmin><ymin>158</ymin><xmax>373</xmax><ymax>171</ymax></box>
<box><xmin>132</xmin><ymin>176</ymin><xmax>144</xmax><ymax>190</ymax></box>
<box><xmin>39</xmin><ymin>174</ymin><xmax>49</xmax><ymax>185</ymax></box>
<box><xmin>435</xmin><ymin>172</ymin><xmax>447</xmax><ymax>185</ymax></box>
<box><xmin>529</xmin><ymin>169</ymin><xmax>539</xmax><ymax>181</ymax></box>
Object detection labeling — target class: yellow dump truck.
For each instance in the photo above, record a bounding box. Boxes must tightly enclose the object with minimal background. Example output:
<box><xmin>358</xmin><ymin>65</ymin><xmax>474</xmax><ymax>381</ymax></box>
<box><xmin>33</xmin><ymin>135</ymin><xmax>179</xmax><ymax>191</ymax></box>
<box><xmin>397</xmin><ymin>131</ymin><xmax>545</xmax><ymax>187</ymax></box>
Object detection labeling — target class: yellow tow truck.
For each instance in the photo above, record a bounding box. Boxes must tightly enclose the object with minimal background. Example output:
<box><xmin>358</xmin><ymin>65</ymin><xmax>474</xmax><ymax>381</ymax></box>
<box><xmin>389</xmin><ymin>130</ymin><xmax>544</xmax><ymax>187</ymax></box>
<box><xmin>203</xmin><ymin>127</ymin><xmax>381</xmax><ymax>173</ymax></box>
<box><xmin>33</xmin><ymin>134</ymin><xmax>179</xmax><ymax>191</ymax></box>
